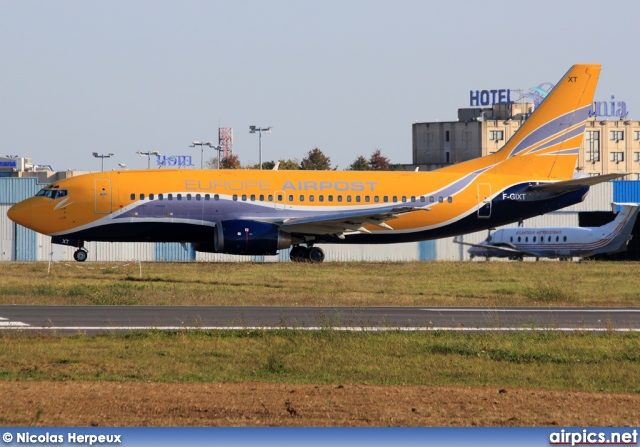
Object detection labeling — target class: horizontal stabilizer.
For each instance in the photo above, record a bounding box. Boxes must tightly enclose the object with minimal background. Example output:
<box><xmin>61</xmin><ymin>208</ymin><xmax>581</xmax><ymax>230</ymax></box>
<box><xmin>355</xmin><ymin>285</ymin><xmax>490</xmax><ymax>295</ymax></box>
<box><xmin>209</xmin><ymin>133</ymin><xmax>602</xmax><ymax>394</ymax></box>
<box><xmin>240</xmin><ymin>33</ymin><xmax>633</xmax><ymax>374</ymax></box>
<box><xmin>528</xmin><ymin>173</ymin><xmax>628</xmax><ymax>194</ymax></box>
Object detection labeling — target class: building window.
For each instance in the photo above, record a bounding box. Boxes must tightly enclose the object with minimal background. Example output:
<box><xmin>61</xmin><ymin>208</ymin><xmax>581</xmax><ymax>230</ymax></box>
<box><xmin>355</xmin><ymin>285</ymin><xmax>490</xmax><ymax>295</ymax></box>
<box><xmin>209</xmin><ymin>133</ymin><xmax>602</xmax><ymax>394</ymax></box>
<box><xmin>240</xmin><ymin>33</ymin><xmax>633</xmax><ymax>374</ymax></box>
<box><xmin>585</xmin><ymin>131</ymin><xmax>600</xmax><ymax>162</ymax></box>
<box><xmin>489</xmin><ymin>130</ymin><xmax>504</xmax><ymax>141</ymax></box>
<box><xmin>610</xmin><ymin>152</ymin><xmax>624</xmax><ymax>163</ymax></box>
<box><xmin>610</xmin><ymin>130</ymin><xmax>624</xmax><ymax>141</ymax></box>
<box><xmin>634</xmin><ymin>131</ymin><xmax>640</xmax><ymax>141</ymax></box>
<box><xmin>634</xmin><ymin>174</ymin><xmax>640</xmax><ymax>180</ymax></box>
<box><xmin>634</xmin><ymin>152</ymin><xmax>640</xmax><ymax>162</ymax></box>
<box><xmin>445</xmin><ymin>130</ymin><xmax>450</xmax><ymax>142</ymax></box>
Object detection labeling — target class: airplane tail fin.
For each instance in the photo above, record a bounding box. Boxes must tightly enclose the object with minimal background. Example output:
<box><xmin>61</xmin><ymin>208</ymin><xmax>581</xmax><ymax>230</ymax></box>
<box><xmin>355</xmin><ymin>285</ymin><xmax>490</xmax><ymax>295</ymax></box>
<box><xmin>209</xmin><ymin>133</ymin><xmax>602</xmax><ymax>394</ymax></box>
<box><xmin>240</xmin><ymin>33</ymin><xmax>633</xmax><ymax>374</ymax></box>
<box><xmin>600</xmin><ymin>203</ymin><xmax>640</xmax><ymax>236</ymax></box>
<box><xmin>442</xmin><ymin>64</ymin><xmax>601</xmax><ymax>180</ymax></box>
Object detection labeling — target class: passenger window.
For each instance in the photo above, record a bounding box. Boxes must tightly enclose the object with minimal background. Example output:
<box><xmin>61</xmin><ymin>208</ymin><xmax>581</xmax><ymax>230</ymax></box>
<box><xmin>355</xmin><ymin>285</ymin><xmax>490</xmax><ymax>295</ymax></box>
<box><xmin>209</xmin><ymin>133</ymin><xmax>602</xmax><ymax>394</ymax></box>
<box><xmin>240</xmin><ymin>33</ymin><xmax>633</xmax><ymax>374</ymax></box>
<box><xmin>533</xmin><ymin>236</ymin><xmax>536</xmax><ymax>242</ymax></box>
<box><xmin>447</xmin><ymin>197</ymin><xmax>453</xmax><ymax>203</ymax></box>
<box><xmin>159</xmin><ymin>194</ymin><xmax>164</xmax><ymax>200</ymax></box>
<box><xmin>242</xmin><ymin>194</ymin><xmax>247</xmax><ymax>201</ymax></box>
<box><xmin>365</xmin><ymin>196</ymin><xmax>370</xmax><ymax>203</ymax></box>
<box><xmin>355</xmin><ymin>196</ymin><xmax>360</xmax><ymax>203</ymax></box>
<box><xmin>384</xmin><ymin>196</ymin><xmax>389</xmax><ymax>203</ymax></box>
<box><xmin>411</xmin><ymin>196</ymin><xmax>416</xmax><ymax>202</ymax></box>
<box><xmin>196</xmin><ymin>194</ymin><xmax>201</xmax><ymax>201</ymax></box>
<box><xmin>299</xmin><ymin>195</ymin><xmax>305</xmax><ymax>202</ymax></box>
<box><xmin>214</xmin><ymin>194</ymin><xmax>219</xmax><ymax>201</ymax></box>
<box><xmin>347</xmin><ymin>196</ymin><xmax>352</xmax><ymax>203</ymax></box>
<box><xmin>438</xmin><ymin>197</ymin><xmax>444</xmax><ymax>203</ymax></box>
<box><xmin>205</xmin><ymin>194</ymin><xmax>210</xmax><ymax>200</ymax></box>
<box><xmin>177</xmin><ymin>194</ymin><xmax>182</xmax><ymax>201</ymax></box>
<box><xmin>319</xmin><ymin>195</ymin><xmax>324</xmax><ymax>202</ymax></box>
<box><xmin>268</xmin><ymin>195</ymin><xmax>273</xmax><ymax>201</ymax></box>
<box><xmin>251</xmin><ymin>194</ymin><xmax>256</xmax><ymax>201</ymax></box>
<box><xmin>233</xmin><ymin>194</ymin><xmax>238</xmax><ymax>201</ymax></box>
<box><xmin>277</xmin><ymin>194</ymin><xmax>283</xmax><ymax>201</ymax></box>
<box><xmin>328</xmin><ymin>195</ymin><xmax>333</xmax><ymax>202</ymax></box>
<box><xmin>420</xmin><ymin>197</ymin><xmax>425</xmax><ymax>203</ymax></box>
<box><xmin>140</xmin><ymin>194</ymin><xmax>145</xmax><ymax>200</ymax></box>
<box><xmin>393</xmin><ymin>196</ymin><xmax>398</xmax><ymax>202</ymax></box>
<box><xmin>374</xmin><ymin>196</ymin><xmax>379</xmax><ymax>203</ymax></box>
<box><xmin>130</xmin><ymin>194</ymin><xmax>135</xmax><ymax>200</ymax></box>
<box><xmin>337</xmin><ymin>196</ymin><xmax>342</xmax><ymax>203</ymax></box>
<box><xmin>150</xmin><ymin>194</ymin><xmax>155</xmax><ymax>200</ymax></box>
<box><xmin>518</xmin><ymin>236</ymin><xmax>521</xmax><ymax>242</ymax></box>
<box><xmin>429</xmin><ymin>196</ymin><xmax>435</xmax><ymax>203</ymax></box>
<box><xmin>168</xmin><ymin>194</ymin><xmax>173</xmax><ymax>200</ymax></box>
<box><xmin>525</xmin><ymin>237</ymin><xmax>528</xmax><ymax>242</ymax></box>
<box><xmin>259</xmin><ymin>195</ymin><xmax>264</xmax><ymax>201</ymax></box>
<box><xmin>510</xmin><ymin>236</ymin><xmax>513</xmax><ymax>242</ymax></box>
<box><xmin>556</xmin><ymin>236</ymin><xmax>559</xmax><ymax>242</ymax></box>
<box><xmin>309</xmin><ymin>195</ymin><xmax>314</xmax><ymax>202</ymax></box>
<box><xmin>563</xmin><ymin>236</ymin><xmax>567</xmax><ymax>242</ymax></box>
<box><xmin>402</xmin><ymin>196</ymin><xmax>407</xmax><ymax>202</ymax></box>
<box><xmin>288</xmin><ymin>195</ymin><xmax>293</xmax><ymax>202</ymax></box>
<box><xmin>187</xmin><ymin>194</ymin><xmax>192</xmax><ymax>201</ymax></box>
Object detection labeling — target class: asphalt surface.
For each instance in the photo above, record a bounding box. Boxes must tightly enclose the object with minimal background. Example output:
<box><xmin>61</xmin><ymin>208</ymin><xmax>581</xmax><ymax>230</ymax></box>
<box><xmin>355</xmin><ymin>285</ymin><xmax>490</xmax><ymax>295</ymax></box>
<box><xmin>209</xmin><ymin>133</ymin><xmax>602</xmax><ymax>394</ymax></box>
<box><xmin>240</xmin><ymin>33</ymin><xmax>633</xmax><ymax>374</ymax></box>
<box><xmin>1</xmin><ymin>305</ymin><xmax>640</xmax><ymax>333</ymax></box>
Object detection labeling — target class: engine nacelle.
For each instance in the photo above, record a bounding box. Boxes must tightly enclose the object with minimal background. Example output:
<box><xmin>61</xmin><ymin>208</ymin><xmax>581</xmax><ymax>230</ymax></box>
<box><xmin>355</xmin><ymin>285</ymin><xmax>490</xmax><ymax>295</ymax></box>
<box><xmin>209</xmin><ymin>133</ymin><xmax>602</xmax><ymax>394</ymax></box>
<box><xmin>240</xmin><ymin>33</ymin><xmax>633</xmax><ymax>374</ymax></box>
<box><xmin>194</xmin><ymin>220</ymin><xmax>296</xmax><ymax>256</ymax></box>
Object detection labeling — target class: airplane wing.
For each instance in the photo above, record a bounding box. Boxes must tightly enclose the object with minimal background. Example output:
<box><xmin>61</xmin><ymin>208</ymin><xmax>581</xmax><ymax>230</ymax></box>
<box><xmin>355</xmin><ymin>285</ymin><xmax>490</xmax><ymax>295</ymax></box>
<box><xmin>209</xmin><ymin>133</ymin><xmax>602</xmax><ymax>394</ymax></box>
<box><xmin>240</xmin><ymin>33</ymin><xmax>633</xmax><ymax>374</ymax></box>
<box><xmin>279</xmin><ymin>206</ymin><xmax>427</xmax><ymax>238</ymax></box>
<box><xmin>528</xmin><ymin>173</ymin><xmax>628</xmax><ymax>194</ymax></box>
<box><xmin>452</xmin><ymin>236</ymin><xmax>538</xmax><ymax>257</ymax></box>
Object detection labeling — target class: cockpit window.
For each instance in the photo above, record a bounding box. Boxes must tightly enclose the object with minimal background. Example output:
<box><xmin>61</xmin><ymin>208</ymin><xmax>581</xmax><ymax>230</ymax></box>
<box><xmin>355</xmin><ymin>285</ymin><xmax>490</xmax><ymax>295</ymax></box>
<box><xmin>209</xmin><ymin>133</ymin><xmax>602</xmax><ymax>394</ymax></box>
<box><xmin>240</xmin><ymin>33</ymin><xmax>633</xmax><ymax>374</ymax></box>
<box><xmin>35</xmin><ymin>188</ymin><xmax>68</xmax><ymax>199</ymax></box>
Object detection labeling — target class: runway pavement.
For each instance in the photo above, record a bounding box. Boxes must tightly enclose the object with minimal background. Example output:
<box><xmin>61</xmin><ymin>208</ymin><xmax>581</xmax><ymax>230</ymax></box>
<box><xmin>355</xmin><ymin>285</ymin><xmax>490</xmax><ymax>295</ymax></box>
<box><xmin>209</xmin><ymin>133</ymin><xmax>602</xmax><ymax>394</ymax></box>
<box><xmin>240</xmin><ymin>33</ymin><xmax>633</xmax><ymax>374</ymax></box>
<box><xmin>1</xmin><ymin>305</ymin><xmax>640</xmax><ymax>333</ymax></box>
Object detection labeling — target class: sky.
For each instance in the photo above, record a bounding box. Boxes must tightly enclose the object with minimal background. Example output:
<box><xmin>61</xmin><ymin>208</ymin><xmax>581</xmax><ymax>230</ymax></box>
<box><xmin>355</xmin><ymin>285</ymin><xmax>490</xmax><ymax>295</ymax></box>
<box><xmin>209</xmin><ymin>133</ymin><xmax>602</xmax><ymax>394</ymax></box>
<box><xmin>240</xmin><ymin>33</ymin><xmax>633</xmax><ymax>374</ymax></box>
<box><xmin>1</xmin><ymin>0</ymin><xmax>639</xmax><ymax>172</ymax></box>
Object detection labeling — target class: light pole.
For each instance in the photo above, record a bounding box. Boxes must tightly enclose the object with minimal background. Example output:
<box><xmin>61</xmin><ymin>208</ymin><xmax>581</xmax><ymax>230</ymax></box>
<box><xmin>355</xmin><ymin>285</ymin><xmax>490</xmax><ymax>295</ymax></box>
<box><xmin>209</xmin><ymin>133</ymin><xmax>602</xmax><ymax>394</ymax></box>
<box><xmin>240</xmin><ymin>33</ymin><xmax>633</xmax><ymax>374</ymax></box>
<box><xmin>190</xmin><ymin>141</ymin><xmax>217</xmax><ymax>169</ymax></box>
<box><xmin>92</xmin><ymin>152</ymin><xmax>114</xmax><ymax>171</ymax></box>
<box><xmin>249</xmin><ymin>126</ymin><xmax>272</xmax><ymax>170</ymax></box>
<box><xmin>137</xmin><ymin>151</ymin><xmax>161</xmax><ymax>169</ymax></box>
<box><xmin>213</xmin><ymin>145</ymin><xmax>224</xmax><ymax>169</ymax></box>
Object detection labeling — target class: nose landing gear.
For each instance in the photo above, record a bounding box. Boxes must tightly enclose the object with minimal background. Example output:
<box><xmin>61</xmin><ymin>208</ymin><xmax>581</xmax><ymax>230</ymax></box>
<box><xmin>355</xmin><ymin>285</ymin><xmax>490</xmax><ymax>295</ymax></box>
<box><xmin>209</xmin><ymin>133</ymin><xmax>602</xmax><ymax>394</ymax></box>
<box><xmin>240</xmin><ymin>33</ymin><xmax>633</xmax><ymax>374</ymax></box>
<box><xmin>73</xmin><ymin>248</ymin><xmax>88</xmax><ymax>262</ymax></box>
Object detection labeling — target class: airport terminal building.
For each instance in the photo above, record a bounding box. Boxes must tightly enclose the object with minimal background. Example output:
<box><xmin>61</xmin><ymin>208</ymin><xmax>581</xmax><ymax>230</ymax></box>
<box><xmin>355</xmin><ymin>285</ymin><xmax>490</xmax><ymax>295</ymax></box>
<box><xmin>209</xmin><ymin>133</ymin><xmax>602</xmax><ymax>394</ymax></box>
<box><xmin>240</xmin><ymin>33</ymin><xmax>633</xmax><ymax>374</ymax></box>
<box><xmin>412</xmin><ymin>104</ymin><xmax>640</xmax><ymax>180</ymax></box>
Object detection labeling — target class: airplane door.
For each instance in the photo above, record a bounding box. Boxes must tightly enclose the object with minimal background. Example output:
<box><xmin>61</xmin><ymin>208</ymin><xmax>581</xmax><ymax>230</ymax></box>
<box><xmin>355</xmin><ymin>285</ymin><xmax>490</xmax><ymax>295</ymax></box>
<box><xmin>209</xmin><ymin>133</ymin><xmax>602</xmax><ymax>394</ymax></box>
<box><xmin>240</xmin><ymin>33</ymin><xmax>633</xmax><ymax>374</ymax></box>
<box><xmin>274</xmin><ymin>190</ymin><xmax>286</xmax><ymax>210</ymax></box>
<box><xmin>95</xmin><ymin>179</ymin><xmax>112</xmax><ymax>214</ymax></box>
<box><xmin>477</xmin><ymin>183</ymin><xmax>491</xmax><ymax>218</ymax></box>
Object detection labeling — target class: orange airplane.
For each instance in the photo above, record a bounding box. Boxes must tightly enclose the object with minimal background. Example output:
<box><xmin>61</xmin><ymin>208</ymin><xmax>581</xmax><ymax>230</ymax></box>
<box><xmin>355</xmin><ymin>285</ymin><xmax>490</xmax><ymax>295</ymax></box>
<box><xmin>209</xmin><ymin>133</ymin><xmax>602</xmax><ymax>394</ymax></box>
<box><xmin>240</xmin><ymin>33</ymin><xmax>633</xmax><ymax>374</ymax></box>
<box><xmin>8</xmin><ymin>64</ymin><xmax>623</xmax><ymax>262</ymax></box>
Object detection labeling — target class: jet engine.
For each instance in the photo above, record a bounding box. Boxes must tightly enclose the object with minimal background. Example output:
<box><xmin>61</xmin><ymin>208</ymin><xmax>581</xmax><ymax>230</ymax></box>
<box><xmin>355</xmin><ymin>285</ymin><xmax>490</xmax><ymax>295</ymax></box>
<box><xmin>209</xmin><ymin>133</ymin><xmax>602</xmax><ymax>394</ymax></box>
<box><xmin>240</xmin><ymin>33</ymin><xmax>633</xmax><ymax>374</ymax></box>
<box><xmin>193</xmin><ymin>220</ymin><xmax>298</xmax><ymax>256</ymax></box>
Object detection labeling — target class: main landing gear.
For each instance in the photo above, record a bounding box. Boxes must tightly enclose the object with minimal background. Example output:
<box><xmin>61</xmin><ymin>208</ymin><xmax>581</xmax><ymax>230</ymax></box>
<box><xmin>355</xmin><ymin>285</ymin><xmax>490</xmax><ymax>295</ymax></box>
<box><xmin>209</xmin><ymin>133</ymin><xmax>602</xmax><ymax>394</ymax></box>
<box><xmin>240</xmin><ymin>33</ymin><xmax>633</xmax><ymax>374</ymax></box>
<box><xmin>73</xmin><ymin>248</ymin><xmax>88</xmax><ymax>262</ymax></box>
<box><xmin>289</xmin><ymin>245</ymin><xmax>325</xmax><ymax>263</ymax></box>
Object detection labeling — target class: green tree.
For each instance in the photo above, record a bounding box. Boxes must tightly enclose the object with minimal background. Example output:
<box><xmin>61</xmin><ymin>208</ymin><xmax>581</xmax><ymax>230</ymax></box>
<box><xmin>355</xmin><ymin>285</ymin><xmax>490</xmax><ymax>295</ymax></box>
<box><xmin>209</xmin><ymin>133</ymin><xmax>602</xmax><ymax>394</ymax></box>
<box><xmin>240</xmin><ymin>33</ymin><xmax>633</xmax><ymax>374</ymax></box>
<box><xmin>276</xmin><ymin>158</ymin><xmax>300</xmax><ymax>170</ymax></box>
<box><xmin>300</xmin><ymin>148</ymin><xmax>332</xmax><ymax>170</ymax></box>
<box><xmin>220</xmin><ymin>154</ymin><xmax>241</xmax><ymax>169</ymax></box>
<box><xmin>347</xmin><ymin>155</ymin><xmax>371</xmax><ymax>171</ymax></box>
<box><xmin>369</xmin><ymin>149</ymin><xmax>391</xmax><ymax>171</ymax></box>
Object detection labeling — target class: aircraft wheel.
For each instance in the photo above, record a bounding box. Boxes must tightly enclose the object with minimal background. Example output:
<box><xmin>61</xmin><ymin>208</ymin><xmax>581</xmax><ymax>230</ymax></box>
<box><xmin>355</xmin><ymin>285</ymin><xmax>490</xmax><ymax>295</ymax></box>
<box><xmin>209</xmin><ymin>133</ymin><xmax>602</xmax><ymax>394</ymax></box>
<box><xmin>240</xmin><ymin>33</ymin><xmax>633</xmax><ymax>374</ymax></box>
<box><xmin>74</xmin><ymin>249</ymin><xmax>88</xmax><ymax>262</ymax></box>
<box><xmin>308</xmin><ymin>247</ymin><xmax>325</xmax><ymax>263</ymax></box>
<box><xmin>290</xmin><ymin>246</ymin><xmax>309</xmax><ymax>263</ymax></box>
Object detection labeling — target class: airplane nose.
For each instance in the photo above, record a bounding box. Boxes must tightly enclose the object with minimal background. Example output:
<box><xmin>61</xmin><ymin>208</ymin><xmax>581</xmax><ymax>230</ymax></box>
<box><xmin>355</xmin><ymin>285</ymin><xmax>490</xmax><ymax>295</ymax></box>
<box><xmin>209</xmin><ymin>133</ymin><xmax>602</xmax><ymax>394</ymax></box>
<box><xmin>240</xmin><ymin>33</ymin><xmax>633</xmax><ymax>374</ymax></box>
<box><xmin>7</xmin><ymin>201</ymin><xmax>32</xmax><ymax>229</ymax></box>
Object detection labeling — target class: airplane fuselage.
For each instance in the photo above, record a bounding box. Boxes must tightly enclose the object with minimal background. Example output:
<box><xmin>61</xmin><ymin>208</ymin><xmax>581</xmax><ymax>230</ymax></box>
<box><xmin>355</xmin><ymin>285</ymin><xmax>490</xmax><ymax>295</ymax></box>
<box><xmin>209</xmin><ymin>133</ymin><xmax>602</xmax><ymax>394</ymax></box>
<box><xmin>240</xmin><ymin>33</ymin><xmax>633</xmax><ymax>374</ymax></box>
<box><xmin>9</xmin><ymin>168</ymin><xmax>588</xmax><ymax>246</ymax></box>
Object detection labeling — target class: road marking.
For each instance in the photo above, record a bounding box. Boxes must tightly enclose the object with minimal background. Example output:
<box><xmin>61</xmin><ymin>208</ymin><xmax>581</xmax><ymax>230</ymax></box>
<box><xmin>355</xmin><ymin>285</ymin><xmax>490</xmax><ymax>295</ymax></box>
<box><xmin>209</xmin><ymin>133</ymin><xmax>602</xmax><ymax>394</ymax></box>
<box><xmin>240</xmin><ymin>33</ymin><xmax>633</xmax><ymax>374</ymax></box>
<box><xmin>0</xmin><ymin>316</ymin><xmax>29</xmax><ymax>327</ymax></box>
<box><xmin>0</xmin><ymin>326</ymin><xmax>639</xmax><ymax>332</ymax></box>
<box><xmin>421</xmin><ymin>308</ymin><xmax>640</xmax><ymax>313</ymax></box>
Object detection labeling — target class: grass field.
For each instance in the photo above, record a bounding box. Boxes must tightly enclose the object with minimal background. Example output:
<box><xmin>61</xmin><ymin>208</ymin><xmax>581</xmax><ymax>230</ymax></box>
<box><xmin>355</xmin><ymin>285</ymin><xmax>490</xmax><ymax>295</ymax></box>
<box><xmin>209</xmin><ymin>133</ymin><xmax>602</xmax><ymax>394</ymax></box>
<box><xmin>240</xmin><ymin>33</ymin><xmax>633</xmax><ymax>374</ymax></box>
<box><xmin>1</xmin><ymin>260</ymin><xmax>640</xmax><ymax>307</ymax></box>
<box><xmin>1</xmin><ymin>330</ymin><xmax>640</xmax><ymax>393</ymax></box>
